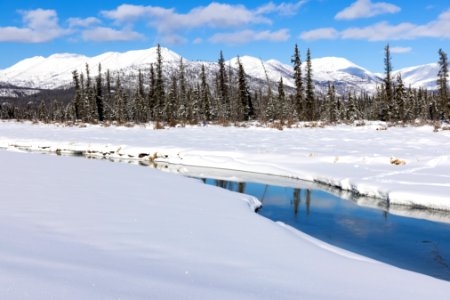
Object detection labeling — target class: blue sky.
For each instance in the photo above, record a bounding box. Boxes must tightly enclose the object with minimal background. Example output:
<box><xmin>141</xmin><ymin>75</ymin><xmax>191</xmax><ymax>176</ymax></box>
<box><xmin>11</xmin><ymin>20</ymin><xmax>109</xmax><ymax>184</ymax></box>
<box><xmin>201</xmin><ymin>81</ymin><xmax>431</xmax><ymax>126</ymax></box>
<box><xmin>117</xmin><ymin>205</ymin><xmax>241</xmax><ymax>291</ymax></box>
<box><xmin>0</xmin><ymin>0</ymin><xmax>448</xmax><ymax>72</ymax></box>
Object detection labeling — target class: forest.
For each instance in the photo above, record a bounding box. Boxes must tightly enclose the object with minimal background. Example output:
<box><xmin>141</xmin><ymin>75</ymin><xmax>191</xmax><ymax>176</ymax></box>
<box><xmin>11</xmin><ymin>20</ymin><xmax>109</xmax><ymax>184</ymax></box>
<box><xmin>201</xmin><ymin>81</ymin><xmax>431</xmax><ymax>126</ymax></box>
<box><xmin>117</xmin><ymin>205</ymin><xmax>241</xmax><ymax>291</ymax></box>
<box><xmin>0</xmin><ymin>44</ymin><xmax>448</xmax><ymax>126</ymax></box>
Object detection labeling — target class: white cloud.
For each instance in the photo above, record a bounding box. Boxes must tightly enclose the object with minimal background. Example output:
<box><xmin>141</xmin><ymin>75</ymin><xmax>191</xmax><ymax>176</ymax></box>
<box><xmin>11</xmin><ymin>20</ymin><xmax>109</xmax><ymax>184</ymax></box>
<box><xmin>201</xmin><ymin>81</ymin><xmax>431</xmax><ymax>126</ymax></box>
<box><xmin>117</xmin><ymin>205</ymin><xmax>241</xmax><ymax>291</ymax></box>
<box><xmin>209</xmin><ymin>29</ymin><xmax>290</xmax><ymax>44</ymax></box>
<box><xmin>341</xmin><ymin>21</ymin><xmax>416</xmax><ymax>41</ymax></box>
<box><xmin>101</xmin><ymin>3</ymin><xmax>278</xmax><ymax>43</ymax></box>
<box><xmin>256</xmin><ymin>1</ymin><xmax>308</xmax><ymax>16</ymax></box>
<box><xmin>0</xmin><ymin>9</ymin><xmax>69</xmax><ymax>43</ymax></box>
<box><xmin>390</xmin><ymin>46</ymin><xmax>412</xmax><ymax>54</ymax></box>
<box><xmin>82</xmin><ymin>27</ymin><xmax>143</xmax><ymax>42</ymax></box>
<box><xmin>300</xmin><ymin>27</ymin><xmax>339</xmax><ymax>41</ymax></box>
<box><xmin>302</xmin><ymin>8</ymin><xmax>450</xmax><ymax>41</ymax></box>
<box><xmin>335</xmin><ymin>0</ymin><xmax>400</xmax><ymax>20</ymax></box>
<box><xmin>102</xmin><ymin>3</ymin><xmax>270</xmax><ymax>33</ymax></box>
<box><xmin>68</xmin><ymin>17</ymin><xmax>101</xmax><ymax>28</ymax></box>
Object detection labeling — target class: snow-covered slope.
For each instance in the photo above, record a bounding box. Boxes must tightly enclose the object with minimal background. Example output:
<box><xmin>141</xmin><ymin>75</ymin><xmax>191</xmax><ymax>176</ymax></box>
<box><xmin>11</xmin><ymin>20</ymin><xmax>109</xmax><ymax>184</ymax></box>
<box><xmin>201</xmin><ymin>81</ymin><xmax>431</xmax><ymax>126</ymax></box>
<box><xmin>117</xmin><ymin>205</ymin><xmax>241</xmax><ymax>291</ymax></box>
<box><xmin>393</xmin><ymin>63</ymin><xmax>439</xmax><ymax>90</ymax></box>
<box><xmin>310</xmin><ymin>57</ymin><xmax>382</xmax><ymax>94</ymax></box>
<box><xmin>0</xmin><ymin>48</ymin><xmax>182</xmax><ymax>89</ymax></box>
<box><xmin>0</xmin><ymin>46</ymin><xmax>440</xmax><ymax>94</ymax></box>
<box><xmin>226</xmin><ymin>56</ymin><xmax>382</xmax><ymax>94</ymax></box>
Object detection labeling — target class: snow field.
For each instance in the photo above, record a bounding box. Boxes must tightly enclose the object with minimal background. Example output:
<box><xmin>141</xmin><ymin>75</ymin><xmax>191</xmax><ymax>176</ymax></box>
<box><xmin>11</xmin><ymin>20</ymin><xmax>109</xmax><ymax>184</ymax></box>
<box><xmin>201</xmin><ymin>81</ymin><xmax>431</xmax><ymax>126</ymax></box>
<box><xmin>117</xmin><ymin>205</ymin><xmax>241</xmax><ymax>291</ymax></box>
<box><xmin>1</xmin><ymin>150</ymin><xmax>450</xmax><ymax>299</ymax></box>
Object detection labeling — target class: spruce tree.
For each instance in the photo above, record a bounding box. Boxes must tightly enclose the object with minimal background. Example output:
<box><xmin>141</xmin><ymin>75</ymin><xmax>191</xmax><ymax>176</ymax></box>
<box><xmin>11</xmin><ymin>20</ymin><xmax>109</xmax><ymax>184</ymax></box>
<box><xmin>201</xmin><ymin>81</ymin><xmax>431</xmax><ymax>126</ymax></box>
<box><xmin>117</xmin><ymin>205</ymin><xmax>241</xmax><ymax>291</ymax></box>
<box><xmin>305</xmin><ymin>48</ymin><xmax>315</xmax><ymax>121</ymax></box>
<box><xmin>85</xmin><ymin>63</ymin><xmax>97</xmax><ymax>121</ymax></box>
<box><xmin>155</xmin><ymin>44</ymin><xmax>165</xmax><ymax>121</ymax></box>
<box><xmin>72</xmin><ymin>70</ymin><xmax>82</xmax><ymax>120</ymax></box>
<box><xmin>217</xmin><ymin>51</ymin><xmax>229</xmax><ymax>119</ymax></box>
<box><xmin>237</xmin><ymin>57</ymin><xmax>254</xmax><ymax>121</ymax></box>
<box><xmin>277</xmin><ymin>77</ymin><xmax>286</xmax><ymax>121</ymax></box>
<box><xmin>326</xmin><ymin>82</ymin><xmax>337</xmax><ymax>122</ymax></box>
<box><xmin>437</xmin><ymin>48</ymin><xmax>449</xmax><ymax>119</ymax></box>
<box><xmin>105</xmin><ymin>69</ymin><xmax>112</xmax><ymax>120</ymax></box>
<box><xmin>384</xmin><ymin>44</ymin><xmax>394</xmax><ymax>121</ymax></box>
<box><xmin>260</xmin><ymin>59</ymin><xmax>275</xmax><ymax>122</ymax></box>
<box><xmin>200</xmin><ymin>65</ymin><xmax>211</xmax><ymax>121</ymax></box>
<box><xmin>178</xmin><ymin>58</ymin><xmax>187</xmax><ymax>122</ymax></box>
<box><xmin>95</xmin><ymin>64</ymin><xmax>104</xmax><ymax>122</ymax></box>
<box><xmin>394</xmin><ymin>74</ymin><xmax>405</xmax><ymax>121</ymax></box>
<box><xmin>147</xmin><ymin>64</ymin><xmax>156</xmax><ymax>120</ymax></box>
<box><xmin>291</xmin><ymin>44</ymin><xmax>304</xmax><ymax>119</ymax></box>
<box><xmin>135</xmin><ymin>69</ymin><xmax>147</xmax><ymax>123</ymax></box>
<box><xmin>167</xmin><ymin>74</ymin><xmax>178</xmax><ymax>124</ymax></box>
<box><xmin>114</xmin><ymin>75</ymin><xmax>126</xmax><ymax>123</ymax></box>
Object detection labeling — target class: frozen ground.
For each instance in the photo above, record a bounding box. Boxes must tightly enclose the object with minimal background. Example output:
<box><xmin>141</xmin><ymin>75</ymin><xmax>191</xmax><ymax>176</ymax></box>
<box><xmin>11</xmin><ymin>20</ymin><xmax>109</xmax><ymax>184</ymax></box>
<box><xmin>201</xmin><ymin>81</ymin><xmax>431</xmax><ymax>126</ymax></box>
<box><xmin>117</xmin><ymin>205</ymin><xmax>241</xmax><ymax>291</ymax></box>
<box><xmin>1</xmin><ymin>150</ymin><xmax>450</xmax><ymax>299</ymax></box>
<box><xmin>0</xmin><ymin>121</ymin><xmax>449</xmax><ymax>210</ymax></box>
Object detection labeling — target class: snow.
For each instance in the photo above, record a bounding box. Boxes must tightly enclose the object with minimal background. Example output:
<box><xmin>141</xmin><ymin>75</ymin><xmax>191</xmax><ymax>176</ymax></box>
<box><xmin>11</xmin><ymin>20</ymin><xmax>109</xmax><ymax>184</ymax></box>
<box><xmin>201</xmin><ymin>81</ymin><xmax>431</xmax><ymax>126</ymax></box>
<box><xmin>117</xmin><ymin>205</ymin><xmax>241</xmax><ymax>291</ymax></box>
<box><xmin>226</xmin><ymin>55</ymin><xmax>382</xmax><ymax>93</ymax></box>
<box><xmin>1</xmin><ymin>46</ymin><xmax>437</xmax><ymax>94</ymax></box>
<box><xmin>1</xmin><ymin>149</ymin><xmax>450</xmax><ymax>299</ymax></box>
<box><xmin>394</xmin><ymin>63</ymin><xmax>439</xmax><ymax>90</ymax></box>
<box><xmin>0</xmin><ymin>47</ymin><xmax>181</xmax><ymax>89</ymax></box>
<box><xmin>0</xmin><ymin>121</ymin><xmax>450</xmax><ymax>212</ymax></box>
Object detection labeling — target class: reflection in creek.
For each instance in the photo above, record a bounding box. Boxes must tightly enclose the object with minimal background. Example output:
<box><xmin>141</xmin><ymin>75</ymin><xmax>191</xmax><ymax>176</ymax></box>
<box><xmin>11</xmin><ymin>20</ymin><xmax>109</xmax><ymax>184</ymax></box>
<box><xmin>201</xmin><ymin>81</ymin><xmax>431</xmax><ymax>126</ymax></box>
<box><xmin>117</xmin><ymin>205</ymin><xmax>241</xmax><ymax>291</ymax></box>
<box><xmin>201</xmin><ymin>178</ymin><xmax>450</xmax><ymax>282</ymax></box>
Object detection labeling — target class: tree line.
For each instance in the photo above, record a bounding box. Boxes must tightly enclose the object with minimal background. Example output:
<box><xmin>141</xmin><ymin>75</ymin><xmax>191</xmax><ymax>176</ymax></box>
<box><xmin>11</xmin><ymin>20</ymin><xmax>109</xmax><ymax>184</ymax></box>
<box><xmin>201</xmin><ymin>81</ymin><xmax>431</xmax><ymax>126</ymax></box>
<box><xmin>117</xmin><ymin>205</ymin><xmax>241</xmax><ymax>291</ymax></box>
<box><xmin>1</xmin><ymin>44</ymin><xmax>449</xmax><ymax>125</ymax></box>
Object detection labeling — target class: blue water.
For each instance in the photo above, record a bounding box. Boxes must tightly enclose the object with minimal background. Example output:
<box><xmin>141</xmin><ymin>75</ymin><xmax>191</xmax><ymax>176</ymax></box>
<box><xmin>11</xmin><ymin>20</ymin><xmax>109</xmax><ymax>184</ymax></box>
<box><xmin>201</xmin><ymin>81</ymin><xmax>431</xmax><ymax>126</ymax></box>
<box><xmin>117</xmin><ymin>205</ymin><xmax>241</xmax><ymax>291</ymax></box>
<box><xmin>201</xmin><ymin>178</ymin><xmax>450</xmax><ymax>281</ymax></box>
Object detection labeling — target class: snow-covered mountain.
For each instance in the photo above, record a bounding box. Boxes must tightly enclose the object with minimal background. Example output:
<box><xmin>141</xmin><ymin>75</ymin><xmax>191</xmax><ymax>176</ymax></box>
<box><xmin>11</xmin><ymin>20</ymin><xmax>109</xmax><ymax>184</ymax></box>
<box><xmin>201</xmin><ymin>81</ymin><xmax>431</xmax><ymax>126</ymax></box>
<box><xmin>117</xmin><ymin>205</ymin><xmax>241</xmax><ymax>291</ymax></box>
<box><xmin>0</xmin><ymin>48</ymin><xmax>182</xmax><ymax>90</ymax></box>
<box><xmin>393</xmin><ymin>63</ymin><xmax>439</xmax><ymax>90</ymax></box>
<box><xmin>0</xmin><ymin>47</ymin><xmax>440</xmax><ymax>98</ymax></box>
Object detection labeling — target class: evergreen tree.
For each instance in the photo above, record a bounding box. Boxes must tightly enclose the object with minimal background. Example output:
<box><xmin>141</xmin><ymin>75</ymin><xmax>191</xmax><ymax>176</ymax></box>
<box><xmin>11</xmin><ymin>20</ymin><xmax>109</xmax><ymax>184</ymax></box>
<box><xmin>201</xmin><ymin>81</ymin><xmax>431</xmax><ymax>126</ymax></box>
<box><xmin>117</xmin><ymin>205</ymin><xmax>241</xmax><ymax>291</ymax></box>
<box><xmin>394</xmin><ymin>74</ymin><xmax>405</xmax><ymax>121</ymax></box>
<box><xmin>260</xmin><ymin>59</ymin><xmax>275</xmax><ymax>122</ymax></box>
<box><xmin>85</xmin><ymin>63</ymin><xmax>97</xmax><ymax>121</ymax></box>
<box><xmin>105</xmin><ymin>69</ymin><xmax>112</xmax><ymax>120</ymax></box>
<box><xmin>326</xmin><ymin>82</ymin><xmax>337</xmax><ymax>122</ymax></box>
<box><xmin>346</xmin><ymin>93</ymin><xmax>360</xmax><ymax>122</ymax></box>
<box><xmin>237</xmin><ymin>57</ymin><xmax>254</xmax><ymax>121</ymax></box>
<box><xmin>277</xmin><ymin>77</ymin><xmax>286</xmax><ymax>121</ymax></box>
<box><xmin>37</xmin><ymin>101</ymin><xmax>47</xmax><ymax>122</ymax></box>
<box><xmin>305</xmin><ymin>48</ymin><xmax>315</xmax><ymax>121</ymax></box>
<box><xmin>155</xmin><ymin>44</ymin><xmax>165</xmax><ymax>121</ymax></box>
<box><xmin>384</xmin><ymin>44</ymin><xmax>394</xmax><ymax>121</ymax></box>
<box><xmin>114</xmin><ymin>75</ymin><xmax>126</xmax><ymax>122</ymax></box>
<box><xmin>79</xmin><ymin>72</ymin><xmax>87</xmax><ymax>121</ymax></box>
<box><xmin>291</xmin><ymin>44</ymin><xmax>304</xmax><ymax>119</ymax></box>
<box><xmin>167</xmin><ymin>74</ymin><xmax>178</xmax><ymax>124</ymax></box>
<box><xmin>437</xmin><ymin>48</ymin><xmax>449</xmax><ymax>119</ymax></box>
<box><xmin>178</xmin><ymin>58</ymin><xmax>188</xmax><ymax>122</ymax></box>
<box><xmin>135</xmin><ymin>69</ymin><xmax>147</xmax><ymax>123</ymax></box>
<box><xmin>95</xmin><ymin>64</ymin><xmax>104</xmax><ymax>122</ymax></box>
<box><xmin>200</xmin><ymin>65</ymin><xmax>211</xmax><ymax>121</ymax></box>
<box><xmin>147</xmin><ymin>64</ymin><xmax>156</xmax><ymax>120</ymax></box>
<box><xmin>217</xmin><ymin>51</ymin><xmax>229</xmax><ymax>119</ymax></box>
<box><xmin>72</xmin><ymin>70</ymin><xmax>82</xmax><ymax>120</ymax></box>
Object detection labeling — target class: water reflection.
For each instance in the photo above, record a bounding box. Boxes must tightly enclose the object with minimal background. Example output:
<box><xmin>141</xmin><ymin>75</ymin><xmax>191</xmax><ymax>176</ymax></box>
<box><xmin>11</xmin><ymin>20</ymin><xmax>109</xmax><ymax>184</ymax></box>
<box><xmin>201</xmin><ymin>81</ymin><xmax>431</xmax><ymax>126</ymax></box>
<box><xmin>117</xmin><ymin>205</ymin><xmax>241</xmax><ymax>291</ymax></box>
<box><xmin>201</xmin><ymin>177</ymin><xmax>450</xmax><ymax>281</ymax></box>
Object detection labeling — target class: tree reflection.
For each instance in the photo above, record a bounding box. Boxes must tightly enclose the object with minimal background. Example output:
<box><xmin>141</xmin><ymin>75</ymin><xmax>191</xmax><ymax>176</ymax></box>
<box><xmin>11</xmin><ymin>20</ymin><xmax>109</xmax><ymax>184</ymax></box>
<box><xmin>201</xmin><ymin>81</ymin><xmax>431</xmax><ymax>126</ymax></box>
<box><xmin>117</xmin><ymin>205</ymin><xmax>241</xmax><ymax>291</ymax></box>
<box><xmin>238</xmin><ymin>182</ymin><xmax>246</xmax><ymax>194</ymax></box>
<box><xmin>293</xmin><ymin>188</ymin><xmax>301</xmax><ymax>218</ymax></box>
<box><xmin>306</xmin><ymin>189</ymin><xmax>311</xmax><ymax>216</ymax></box>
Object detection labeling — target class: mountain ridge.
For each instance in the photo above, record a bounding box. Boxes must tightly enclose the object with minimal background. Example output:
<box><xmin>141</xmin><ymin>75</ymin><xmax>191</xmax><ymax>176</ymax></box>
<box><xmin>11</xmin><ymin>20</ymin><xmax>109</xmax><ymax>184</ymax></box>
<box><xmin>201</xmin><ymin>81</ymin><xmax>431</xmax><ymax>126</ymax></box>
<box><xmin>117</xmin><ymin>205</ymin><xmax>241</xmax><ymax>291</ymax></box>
<box><xmin>0</xmin><ymin>47</ymin><xmax>440</xmax><ymax>96</ymax></box>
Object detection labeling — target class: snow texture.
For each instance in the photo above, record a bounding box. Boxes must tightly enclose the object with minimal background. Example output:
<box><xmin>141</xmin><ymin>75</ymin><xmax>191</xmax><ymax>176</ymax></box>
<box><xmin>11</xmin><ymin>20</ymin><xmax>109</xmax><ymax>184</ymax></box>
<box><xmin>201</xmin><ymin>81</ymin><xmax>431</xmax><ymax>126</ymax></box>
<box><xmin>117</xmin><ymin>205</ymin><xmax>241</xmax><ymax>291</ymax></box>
<box><xmin>1</xmin><ymin>149</ymin><xmax>450</xmax><ymax>299</ymax></box>
<box><xmin>1</xmin><ymin>121</ymin><xmax>450</xmax><ymax>212</ymax></box>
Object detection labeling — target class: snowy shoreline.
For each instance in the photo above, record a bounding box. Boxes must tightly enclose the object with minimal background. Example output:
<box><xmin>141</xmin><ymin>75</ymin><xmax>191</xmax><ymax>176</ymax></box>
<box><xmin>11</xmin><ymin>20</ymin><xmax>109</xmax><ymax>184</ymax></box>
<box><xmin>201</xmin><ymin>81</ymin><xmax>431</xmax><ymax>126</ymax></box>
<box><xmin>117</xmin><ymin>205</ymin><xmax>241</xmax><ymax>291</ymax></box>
<box><xmin>1</xmin><ymin>120</ymin><xmax>450</xmax><ymax>212</ymax></box>
<box><xmin>2</xmin><ymin>148</ymin><xmax>450</xmax><ymax>299</ymax></box>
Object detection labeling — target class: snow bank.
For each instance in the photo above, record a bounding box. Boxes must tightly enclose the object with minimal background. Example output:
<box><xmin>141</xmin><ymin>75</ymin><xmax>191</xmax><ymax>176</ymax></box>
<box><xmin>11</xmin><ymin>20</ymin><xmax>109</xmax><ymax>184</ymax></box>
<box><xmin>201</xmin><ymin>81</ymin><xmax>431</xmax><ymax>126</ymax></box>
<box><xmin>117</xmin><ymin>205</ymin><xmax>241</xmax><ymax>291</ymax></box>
<box><xmin>1</xmin><ymin>150</ymin><xmax>449</xmax><ymax>299</ymax></box>
<box><xmin>0</xmin><ymin>121</ymin><xmax>450</xmax><ymax>211</ymax></box>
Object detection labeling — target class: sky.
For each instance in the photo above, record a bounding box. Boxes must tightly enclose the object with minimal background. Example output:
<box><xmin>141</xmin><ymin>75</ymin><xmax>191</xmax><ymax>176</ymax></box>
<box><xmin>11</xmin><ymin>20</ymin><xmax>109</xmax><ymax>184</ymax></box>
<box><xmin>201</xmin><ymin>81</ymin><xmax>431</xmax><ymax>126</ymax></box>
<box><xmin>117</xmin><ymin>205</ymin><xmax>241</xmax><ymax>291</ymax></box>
<box><xmin>0</xmin><ymin>0</ymin><xmax>449</xmax><ymax>72</ymax></box>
